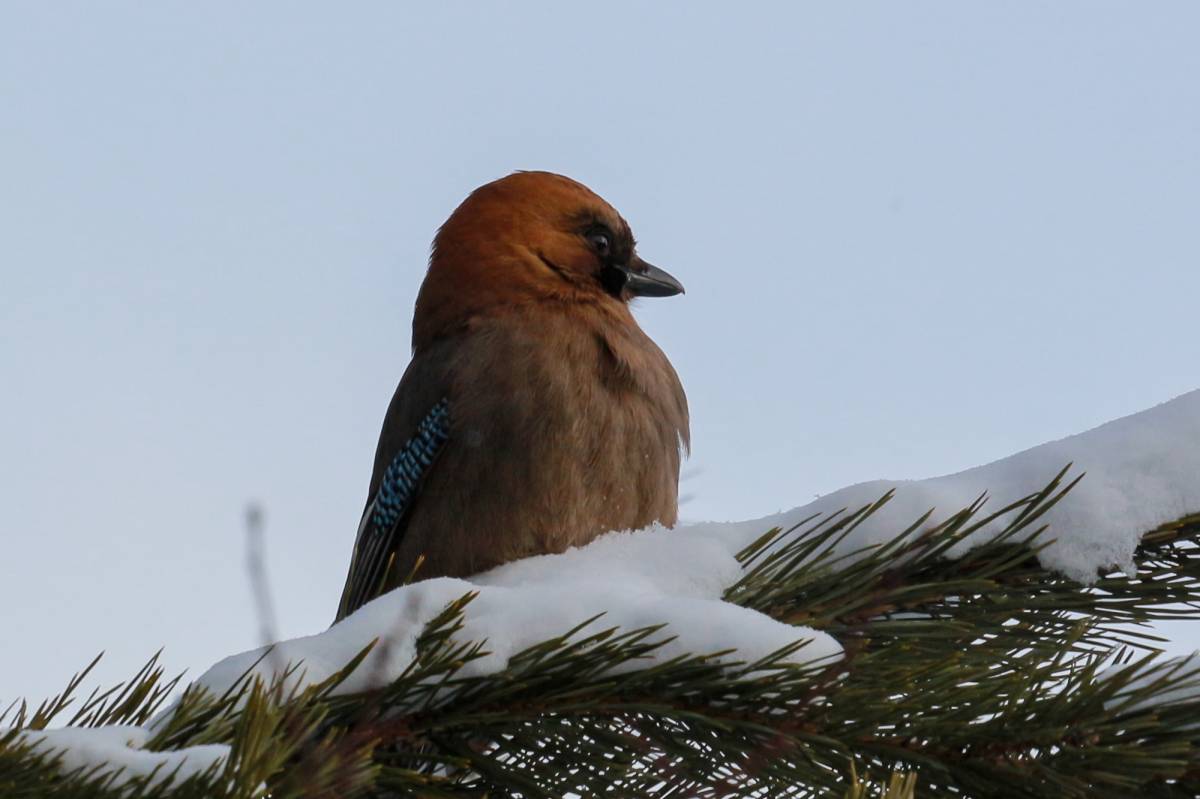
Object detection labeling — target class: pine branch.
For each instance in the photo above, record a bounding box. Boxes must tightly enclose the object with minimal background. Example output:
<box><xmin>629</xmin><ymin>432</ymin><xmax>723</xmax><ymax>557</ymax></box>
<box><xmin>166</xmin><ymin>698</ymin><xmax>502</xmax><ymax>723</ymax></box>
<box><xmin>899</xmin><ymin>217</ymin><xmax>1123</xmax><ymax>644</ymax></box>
<box><xmin>4</xmin><ymin>473</ymin><xmax>1200</xmax><ymax>797</ymax></box>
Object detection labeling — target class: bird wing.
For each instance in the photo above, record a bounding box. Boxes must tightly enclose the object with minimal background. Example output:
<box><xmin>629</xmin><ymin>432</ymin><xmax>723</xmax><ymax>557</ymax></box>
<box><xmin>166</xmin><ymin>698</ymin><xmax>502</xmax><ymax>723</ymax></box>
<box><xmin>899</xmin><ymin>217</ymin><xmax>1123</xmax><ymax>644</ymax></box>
<box><xmin>335</xmin><ymin>397</ymin><xmax>450</xmax><ymax>621</ymax></box>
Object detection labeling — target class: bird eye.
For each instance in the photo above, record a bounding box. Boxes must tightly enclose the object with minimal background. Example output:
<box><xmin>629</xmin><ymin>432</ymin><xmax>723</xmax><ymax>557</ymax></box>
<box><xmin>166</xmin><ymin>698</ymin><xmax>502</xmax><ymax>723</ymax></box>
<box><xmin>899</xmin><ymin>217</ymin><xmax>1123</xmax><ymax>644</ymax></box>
<box><xmin>588</xmin><ymin>231</ymin><xmax>611</xmax><ymax>256</ymax></box>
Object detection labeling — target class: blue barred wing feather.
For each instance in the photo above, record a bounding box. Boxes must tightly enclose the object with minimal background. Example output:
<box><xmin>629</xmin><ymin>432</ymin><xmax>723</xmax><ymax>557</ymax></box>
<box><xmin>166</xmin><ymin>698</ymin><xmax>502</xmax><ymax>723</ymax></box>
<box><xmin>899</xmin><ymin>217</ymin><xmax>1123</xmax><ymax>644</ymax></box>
<box><xmin>336</xmin><ymin>398</ymin><xmax>450</xmax><ymax>620</ymax></box>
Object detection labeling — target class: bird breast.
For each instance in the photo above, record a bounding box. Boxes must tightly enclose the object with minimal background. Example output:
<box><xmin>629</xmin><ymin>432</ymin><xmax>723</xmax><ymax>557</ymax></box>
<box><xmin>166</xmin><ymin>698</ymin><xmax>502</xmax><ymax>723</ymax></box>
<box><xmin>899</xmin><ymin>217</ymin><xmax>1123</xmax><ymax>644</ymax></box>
<box><xmin>400</xmin><ymin>305</ymin><xmax>688</xmax><ymax>577</ymax></box>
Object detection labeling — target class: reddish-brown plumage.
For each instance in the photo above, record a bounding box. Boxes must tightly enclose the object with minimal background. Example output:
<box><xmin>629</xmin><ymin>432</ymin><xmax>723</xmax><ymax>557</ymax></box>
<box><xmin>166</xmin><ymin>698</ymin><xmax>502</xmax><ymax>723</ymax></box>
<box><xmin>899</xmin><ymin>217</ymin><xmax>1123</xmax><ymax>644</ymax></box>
<box><xmin>415</xmin><ymin>172</ymin><xmax>648</xmax><ymax>349</ymax></box>
<box><xmin>337</xmin><ymin>172</ymin><xmax>688</xmax><ymax>619</ymax></box>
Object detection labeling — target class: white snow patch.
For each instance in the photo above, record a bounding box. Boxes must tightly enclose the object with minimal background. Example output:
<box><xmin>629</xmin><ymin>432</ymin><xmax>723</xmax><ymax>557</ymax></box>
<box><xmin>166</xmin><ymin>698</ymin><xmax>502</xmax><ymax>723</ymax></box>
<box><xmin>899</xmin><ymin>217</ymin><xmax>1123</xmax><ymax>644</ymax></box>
<box><xmin>471</xmin><ymin>523</ymin><xmax>743</xmax><ymax>599</ymax></box>
<box><xmin>179</xmin><ymin>390</ymin><xmax>1200</xmax><ymax>708</ymax></box>
<box><xmin>687</xmin><ymin>389</ymin><xmax>1200</xmax><ymax>583</ymax></box>
<box><xmin>18</xmin><ymin>725</ymin><xmax>228</xmax><ymax>789</ymax></box>
<box><xmin>184</xmin><ymin>526</ymin><xmax>836</xmax><ymax>704</ymax></box>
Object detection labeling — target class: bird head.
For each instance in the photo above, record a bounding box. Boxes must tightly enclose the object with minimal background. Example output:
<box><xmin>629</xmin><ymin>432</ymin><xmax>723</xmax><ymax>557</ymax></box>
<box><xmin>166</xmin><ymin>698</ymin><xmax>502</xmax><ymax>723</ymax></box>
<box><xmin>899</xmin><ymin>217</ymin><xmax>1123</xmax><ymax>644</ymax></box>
<box><xmin>413</xmin><ymin>171</ymin><xmax>683</xmax><ymax>349</ymax></box>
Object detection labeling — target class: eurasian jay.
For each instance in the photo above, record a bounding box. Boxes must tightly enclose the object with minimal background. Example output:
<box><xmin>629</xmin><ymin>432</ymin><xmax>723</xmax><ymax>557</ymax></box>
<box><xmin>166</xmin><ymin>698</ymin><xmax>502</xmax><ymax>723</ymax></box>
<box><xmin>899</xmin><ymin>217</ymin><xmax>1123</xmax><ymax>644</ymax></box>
<box><xmin>336</xmin><ymin>172</ymin><xmax>689</xmax><ymax>621</ymax></box>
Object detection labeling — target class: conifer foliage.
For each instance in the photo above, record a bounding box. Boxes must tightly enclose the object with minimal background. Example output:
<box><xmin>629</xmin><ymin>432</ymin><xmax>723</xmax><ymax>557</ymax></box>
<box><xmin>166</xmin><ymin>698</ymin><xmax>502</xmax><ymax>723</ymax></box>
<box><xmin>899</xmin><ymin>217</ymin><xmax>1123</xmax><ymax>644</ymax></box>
<box><xmin>5</xmin><ymin>471</ymin><xmax>1200</xmax><ymax>798</ymax></box>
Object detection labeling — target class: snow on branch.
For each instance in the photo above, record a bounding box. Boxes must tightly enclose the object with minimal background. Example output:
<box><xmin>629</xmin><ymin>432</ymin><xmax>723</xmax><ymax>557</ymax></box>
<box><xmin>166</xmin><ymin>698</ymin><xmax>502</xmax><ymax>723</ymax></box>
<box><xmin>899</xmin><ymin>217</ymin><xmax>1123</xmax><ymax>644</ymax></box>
<box><xmin>8</xmin><ymin>388</ymin><xmax>1200</xmax><ymax>794</ymax></box>
<box><xmin>691</xmin><ymin>388</ymin><xmax>1200</xmax><ymax>583</ymax></box>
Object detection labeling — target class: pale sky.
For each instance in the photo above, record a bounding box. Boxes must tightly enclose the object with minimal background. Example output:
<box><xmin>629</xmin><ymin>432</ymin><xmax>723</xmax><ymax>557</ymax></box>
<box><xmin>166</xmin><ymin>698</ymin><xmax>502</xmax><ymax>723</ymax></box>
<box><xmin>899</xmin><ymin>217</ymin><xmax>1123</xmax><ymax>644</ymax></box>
<box><xmin>3</xmin><ymin>2</ymin><xmax>1198</xmax><ymax>704</ymax></box>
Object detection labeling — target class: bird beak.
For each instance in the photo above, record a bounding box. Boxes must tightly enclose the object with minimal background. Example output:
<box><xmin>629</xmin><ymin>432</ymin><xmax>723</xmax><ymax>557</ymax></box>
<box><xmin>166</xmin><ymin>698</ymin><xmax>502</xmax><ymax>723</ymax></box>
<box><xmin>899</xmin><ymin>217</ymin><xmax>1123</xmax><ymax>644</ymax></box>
<box><xmin>620</xmin><ymin>256</ymin><xmax>685</xmax><ymax>298</ymax></box>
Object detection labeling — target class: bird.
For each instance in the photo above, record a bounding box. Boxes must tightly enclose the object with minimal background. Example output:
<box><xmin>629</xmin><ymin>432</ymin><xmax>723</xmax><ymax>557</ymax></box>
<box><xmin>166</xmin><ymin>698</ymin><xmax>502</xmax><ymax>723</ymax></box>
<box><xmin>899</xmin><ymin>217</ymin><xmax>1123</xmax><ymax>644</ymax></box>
<box><xmin>335</xmin><ymin>171</ymin><xmax>689</xmax><ymax>621</ymax></box>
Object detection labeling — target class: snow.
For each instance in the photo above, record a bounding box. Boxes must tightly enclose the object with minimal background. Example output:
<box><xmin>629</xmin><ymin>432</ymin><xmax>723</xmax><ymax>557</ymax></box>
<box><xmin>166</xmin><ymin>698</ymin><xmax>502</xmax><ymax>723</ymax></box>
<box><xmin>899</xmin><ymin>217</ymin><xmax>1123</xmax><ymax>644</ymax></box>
<box><xmin>18</xmin><ymin>725</ymin><xmax>228</xmax><ymax>789</ymax></box>
<box><xmin>181</xmin><ymin>391</ymin><xmax>1200</xmax><ymax>710</ymax></box>
<box><xmin>183</xmin><ymin>525</ymin><xmax>838</xmax><ymax>704</ymax></box>
<box><xmin>24</xmin><ymin>388</ymin><xmax>1200</xmax><ymax>784</ymax></box>
<box><xmin>687</xmin><ymin>389</ymin><xmax>1200</xmax><ymax>584</ymax></box>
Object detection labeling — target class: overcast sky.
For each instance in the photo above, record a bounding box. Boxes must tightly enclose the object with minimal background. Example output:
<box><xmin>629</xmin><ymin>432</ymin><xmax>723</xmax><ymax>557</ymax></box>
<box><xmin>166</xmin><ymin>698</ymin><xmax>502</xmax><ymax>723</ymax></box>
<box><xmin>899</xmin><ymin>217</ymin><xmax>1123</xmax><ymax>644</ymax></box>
<box><xmin>3</xmin><ymin>2</ymin><xmax>1198</xmax><ymax>704</ymax></box>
